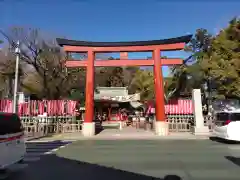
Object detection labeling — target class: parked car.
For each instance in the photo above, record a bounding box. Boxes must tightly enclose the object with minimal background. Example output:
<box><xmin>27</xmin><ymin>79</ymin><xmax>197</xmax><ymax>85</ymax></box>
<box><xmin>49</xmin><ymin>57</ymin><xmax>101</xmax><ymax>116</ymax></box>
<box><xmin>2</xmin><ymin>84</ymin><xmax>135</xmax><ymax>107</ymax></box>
<box><xmin>0</xmin><ymin>113</ymin><xmax>26</xmax><ymax>174</ymax></box>
<box><xmin>212</xmin><ymin>110</ymin><xmax>240</xmax><ymax>141</ymax></box>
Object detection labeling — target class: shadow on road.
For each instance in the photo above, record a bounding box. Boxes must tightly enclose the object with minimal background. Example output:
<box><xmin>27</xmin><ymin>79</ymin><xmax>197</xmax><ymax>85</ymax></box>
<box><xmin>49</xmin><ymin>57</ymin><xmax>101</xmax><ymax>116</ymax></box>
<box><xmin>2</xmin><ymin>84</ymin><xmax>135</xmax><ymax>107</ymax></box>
<box><xmin>209</xmin><ymin>137</ymin><xmax>240</xmax><ymax>144</ymax></box>
<box><xmin>95</xmin><ymin>126</ymin><xmax>103</xmax><ymax>135</ymax></box>
<box><xmin>11</xmin><ymin>154</ymin><xmax>183</xmax><ymax>180</ymax></box>
<box><xmin>225</xmin><ymin>156</ymin><xmax>240</xmax><ymax>167</ymax></box>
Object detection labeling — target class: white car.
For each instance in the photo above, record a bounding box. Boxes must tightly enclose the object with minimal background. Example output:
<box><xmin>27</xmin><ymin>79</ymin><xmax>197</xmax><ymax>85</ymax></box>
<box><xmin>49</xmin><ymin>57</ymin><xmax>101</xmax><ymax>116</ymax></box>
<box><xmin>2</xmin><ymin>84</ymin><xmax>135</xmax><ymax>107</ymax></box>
<box><xmin>0</xmin><ymin>113</ymin><xmax>26</xmax><ymax>174</ymax></box>
<box><xmin>212</xmin><ymin>110</ymin><xmax>240</xmax><ymax>141</ymax></box>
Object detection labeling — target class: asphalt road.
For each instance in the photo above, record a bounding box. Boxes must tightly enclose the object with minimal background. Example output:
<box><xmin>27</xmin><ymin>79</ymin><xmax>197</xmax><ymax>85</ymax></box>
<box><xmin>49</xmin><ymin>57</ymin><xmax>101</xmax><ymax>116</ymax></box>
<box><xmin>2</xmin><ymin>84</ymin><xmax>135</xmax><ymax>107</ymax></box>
<box><xmin>6</xmin><ymin>139</ymin><xmax>240</xmax><ymax>180</ymax></box>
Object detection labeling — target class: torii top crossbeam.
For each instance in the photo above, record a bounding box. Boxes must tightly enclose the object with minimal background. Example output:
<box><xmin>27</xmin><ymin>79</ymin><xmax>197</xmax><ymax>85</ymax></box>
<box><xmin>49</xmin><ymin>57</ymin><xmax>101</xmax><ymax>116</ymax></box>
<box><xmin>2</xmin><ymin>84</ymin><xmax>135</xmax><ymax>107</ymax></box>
<box><xmin>57</xmin><ymin>35</ymin><xmax>192</xmax><ymax>67</ymax></box>
<box><xmin>56</xmin><ymin>35</ymin><xmax>192</xmax><ymax>136</ymax></box>
<box><xmin>57</xmin><ymin>35</ymin><xmax>191</xmax><ymax>48</ymax></box>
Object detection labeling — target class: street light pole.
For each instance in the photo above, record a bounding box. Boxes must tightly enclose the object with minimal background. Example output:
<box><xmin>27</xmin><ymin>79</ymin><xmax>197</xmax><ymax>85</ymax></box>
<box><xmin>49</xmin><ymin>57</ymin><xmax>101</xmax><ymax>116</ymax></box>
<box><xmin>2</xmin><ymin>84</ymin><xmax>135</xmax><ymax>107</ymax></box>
<box><xmin>13</xmin><ymin>41</ymin><xmax>20</xmax><ymax>113</ymax></box>
<box><xmin>207</xmin><ymin>77</ymin><xmax>213</xmax><ymax>116</ymax></box>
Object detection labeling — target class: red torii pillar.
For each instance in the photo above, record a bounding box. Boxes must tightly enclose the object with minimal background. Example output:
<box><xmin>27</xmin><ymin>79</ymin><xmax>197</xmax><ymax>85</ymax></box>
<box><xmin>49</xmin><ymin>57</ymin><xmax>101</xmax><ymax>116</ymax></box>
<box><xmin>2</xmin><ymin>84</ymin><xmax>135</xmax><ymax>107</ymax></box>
<box><xmin>83</xmin><ymin>50</ymin><xmax>95</xmax><ymax>136</ymax></box>
<box><xmin>57</xmin><ymin>35</ymin><xmax>192</xmax><ymax>136</ymax></box>
<box><xmin>153</xmin><ymin>49</ymin><xmax>168</xmax><ymax>135</ymax></box>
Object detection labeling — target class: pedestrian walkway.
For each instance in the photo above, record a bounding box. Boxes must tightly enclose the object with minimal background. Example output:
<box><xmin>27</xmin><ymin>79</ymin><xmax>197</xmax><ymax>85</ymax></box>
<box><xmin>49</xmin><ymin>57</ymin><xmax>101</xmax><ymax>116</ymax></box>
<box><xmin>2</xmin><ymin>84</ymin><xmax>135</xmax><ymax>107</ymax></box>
<box><xmin>23</xmin><ymin>140</ymin><xmax>73</xmax><ymax>164</ymax></box>
<box><xmin>35</xmin><ymin>127</ymin><xmax>210</xmax><ymax>141</ymax></box>
<box><xmin>94</xmin><ymin>127</ymin><xmax>210</xmax><ymax>140</ymax></box>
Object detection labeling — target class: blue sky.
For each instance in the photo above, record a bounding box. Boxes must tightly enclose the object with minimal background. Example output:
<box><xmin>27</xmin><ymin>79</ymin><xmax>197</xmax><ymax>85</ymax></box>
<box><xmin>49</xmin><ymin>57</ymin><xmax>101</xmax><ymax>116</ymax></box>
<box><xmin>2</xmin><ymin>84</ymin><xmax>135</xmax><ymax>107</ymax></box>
<box><xmin>0</xmin><ymin>0</ymin><xmax>239</xmax><ymax>76</ymax></box>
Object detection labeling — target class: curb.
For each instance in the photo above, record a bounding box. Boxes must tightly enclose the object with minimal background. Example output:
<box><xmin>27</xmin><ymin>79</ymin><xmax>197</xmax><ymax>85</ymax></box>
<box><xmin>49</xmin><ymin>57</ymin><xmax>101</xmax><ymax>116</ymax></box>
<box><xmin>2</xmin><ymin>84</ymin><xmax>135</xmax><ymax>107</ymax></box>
<box><xmin>89</xmin><ymin>136</ymin><xmax>210</xmax><ymax>140</ymax></box>
<box><xmin>25</xmin><ymin>136</ymin><xmax>47</xmax><ymax>141</ymax></box>
<box><xmin>33</xmin><ymin>135</ymin><xmax>210</xmax><ymax>141</ymax></box>
<box><xmin>24</xmin><ymin>134</ymin><xmax>210</xmax><ymax>141</ymax></box>
<box><xmin>25</xmin><ymin>134</ymin><xmax>55</xmax><ymax>141</ymax></box>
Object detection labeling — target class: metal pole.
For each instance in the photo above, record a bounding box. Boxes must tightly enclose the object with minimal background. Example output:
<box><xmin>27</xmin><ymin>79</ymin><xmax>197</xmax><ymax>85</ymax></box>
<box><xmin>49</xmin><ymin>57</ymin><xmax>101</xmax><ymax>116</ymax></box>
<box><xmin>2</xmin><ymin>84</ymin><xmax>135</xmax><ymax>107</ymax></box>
<box><xmin>13</xmin><ymin>41</ymin><xmax>20</xmax><ymax>113</ymax></box>
<box><xmin>207</xmin><ymin>77</ymin><xmax>213</xmax><ymax>116</ymax></box>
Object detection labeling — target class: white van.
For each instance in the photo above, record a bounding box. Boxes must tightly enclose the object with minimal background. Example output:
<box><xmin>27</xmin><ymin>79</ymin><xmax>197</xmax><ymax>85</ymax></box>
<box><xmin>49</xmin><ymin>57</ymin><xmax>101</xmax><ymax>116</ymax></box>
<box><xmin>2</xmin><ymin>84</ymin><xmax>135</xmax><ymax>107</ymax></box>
<box><xmin>0</xmin><ymin>113</ymin><xmax>26</xmax><ymax>172</ymax></box>
<box><xmin>212</xmin><ymin>111</ymin><xmax>240</xmax><ymax>141</ymax></box>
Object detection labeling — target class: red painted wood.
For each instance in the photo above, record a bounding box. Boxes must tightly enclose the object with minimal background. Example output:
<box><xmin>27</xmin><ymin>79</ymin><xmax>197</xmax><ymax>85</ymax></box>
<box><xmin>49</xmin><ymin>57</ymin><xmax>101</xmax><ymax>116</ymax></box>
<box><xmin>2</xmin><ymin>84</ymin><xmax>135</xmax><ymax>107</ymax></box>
<box><xmin>120</xmin><ymin>52</ymin><xmax>128</xmax><ymax>59</ymax></box>
<box><xmin>65</xmin><ymin>59</ymin><xmax>183</xmax><ymax>67</ymax></box>
<box><xmin>153</xmin><ymin>49</ymin><xmax>166</xmax><ymax>122</ymax></box>
<box><xmin>161</xmin><ymin>59</ymin><xmax>183</xmax><ymax>65</ymax></box>
<box><xmin>96</xmin><ymin>59</ymin><xmax>153</xmax><ymax>67</ymax></box>
<box><xmin>63</xmin><ymin>42</ymin><xmax>185</xmax><ymax>52</ymax></box>
<box><xmin>66</xmin><ymin>61</ymin><xmax>87</xmax><ymax>67</ymax></box>
<box><xmin>84</xmin><ymin>50</ymin><xmax>94</xmax><ymax>123</ymax></box>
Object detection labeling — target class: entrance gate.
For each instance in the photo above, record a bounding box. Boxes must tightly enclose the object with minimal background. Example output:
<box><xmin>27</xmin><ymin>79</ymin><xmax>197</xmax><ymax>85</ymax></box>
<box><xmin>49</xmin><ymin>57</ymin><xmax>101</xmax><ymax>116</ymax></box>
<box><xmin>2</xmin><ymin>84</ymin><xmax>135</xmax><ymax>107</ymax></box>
<box><xmin>57</xmin><ymin>35</ymin><xmax>192</xmax><ymax>136</ymax></box>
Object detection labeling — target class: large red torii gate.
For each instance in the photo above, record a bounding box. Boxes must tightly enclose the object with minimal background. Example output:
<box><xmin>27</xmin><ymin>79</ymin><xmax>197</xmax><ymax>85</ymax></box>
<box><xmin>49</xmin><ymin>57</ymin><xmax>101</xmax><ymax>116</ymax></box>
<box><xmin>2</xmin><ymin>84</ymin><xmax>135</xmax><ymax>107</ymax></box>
<box><xmin>57</xmin><ymin>35</ymin><xmax>192</xmax><ymax>136</ymax></box>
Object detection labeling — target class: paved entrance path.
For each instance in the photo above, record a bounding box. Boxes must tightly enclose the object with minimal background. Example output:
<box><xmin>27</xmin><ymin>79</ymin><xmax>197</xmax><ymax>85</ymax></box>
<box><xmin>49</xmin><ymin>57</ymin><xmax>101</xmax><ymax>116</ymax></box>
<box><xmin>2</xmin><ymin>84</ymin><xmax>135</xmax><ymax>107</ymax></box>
<box><xmin>36</xmin><ymin>127</ymin><xmax>210</xmax><ymax>141</ymax></box>
<box><xmin>9</xmin><ymin>139</ymin><xmax>240</xmax><ymax>180</ymax></box>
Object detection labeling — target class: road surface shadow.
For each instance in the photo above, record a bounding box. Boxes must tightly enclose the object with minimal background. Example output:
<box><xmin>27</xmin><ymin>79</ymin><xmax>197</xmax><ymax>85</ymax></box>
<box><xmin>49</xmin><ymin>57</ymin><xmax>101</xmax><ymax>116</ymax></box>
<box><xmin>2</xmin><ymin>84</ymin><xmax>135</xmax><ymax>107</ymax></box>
<box><xmin>225</xmin><ymin>156</ymin><xmax>240</xmax><ymax>167</ymax></box>
<box><xmin>95</xmin><ymin>126</ymin><xmax>103</xmax><ymax>135</ymax></box>
<box><xmin>209</xmin><ymin>137</ymin><xmax>240</xmax><ymax>144</ymax></box>
<box><xmin>10</xmin><ymin>154</ymin><xmax>183</xmax><ymax>180</ymax></box>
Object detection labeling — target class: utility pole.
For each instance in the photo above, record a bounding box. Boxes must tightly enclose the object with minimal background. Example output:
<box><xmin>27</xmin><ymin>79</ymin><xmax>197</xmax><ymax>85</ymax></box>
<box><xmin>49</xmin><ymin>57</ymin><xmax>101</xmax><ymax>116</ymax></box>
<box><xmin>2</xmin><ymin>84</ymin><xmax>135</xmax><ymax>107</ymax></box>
<box><xmin>13</xmin><ymin>41</ymin><xmax>20</xmax><ymax>113</ymax></box>
<box><xmin>207</xmin><ymin>77</ymin><xmax>213</xmax><ymax>116</ymax></box>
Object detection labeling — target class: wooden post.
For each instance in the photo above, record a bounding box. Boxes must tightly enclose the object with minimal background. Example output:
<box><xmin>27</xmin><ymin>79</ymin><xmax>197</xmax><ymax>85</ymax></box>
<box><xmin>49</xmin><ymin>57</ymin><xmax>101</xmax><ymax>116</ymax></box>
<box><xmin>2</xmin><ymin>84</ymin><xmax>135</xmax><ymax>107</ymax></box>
<box><xmin>153</xmin><ymin>49</ymin><xmax>165</xmax><ymax>122</ymax></box>
<box><xmin>82</xmin><ymin>50</ymin><xmax>95</xmax><ymax>136</ymax></box>
<box><xmin>85</xmin><ymin>50</ymin><xmax>94</xmax><ymax>123</ymax></box>
<box><xmin>153</xmin><ymin>49</ymin><xmax>168</xmax><ymax>135</ymax></box>
<box><xmin>120</xmin><ymin>52</ymin><xmax>128</xmax><ymax>59</ymax></box>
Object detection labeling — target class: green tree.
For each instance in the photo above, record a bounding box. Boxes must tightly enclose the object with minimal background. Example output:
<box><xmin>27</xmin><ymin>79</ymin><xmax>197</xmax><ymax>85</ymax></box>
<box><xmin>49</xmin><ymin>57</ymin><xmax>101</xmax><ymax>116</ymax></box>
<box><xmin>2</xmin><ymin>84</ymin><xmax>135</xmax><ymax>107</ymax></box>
<box><xmin>129</xmin><ymin>69</ymin><xmax>154</xmax><ymax>101</ymax></box>
<box><xmin>169</xmin><ymin>17</ymin><xmax>240</xmax><ymax>99</ymax></box>
<box><xmin>200</xmin><ymin>17</ymin><xmax>240</xmax><ymax>98</ymax></box>
<box><xmin>169</xmin><ymin>28</ymin><xmax>213</xmax><ymax>98</ymax></box>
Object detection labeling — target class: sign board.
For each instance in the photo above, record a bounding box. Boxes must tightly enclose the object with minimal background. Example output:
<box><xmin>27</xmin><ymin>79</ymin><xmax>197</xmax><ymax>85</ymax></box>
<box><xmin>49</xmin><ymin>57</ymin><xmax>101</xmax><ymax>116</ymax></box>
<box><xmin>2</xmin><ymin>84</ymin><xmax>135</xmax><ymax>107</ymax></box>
<box><xmin>97</xmin><ymin>93</ymin><xmax>140</xmax><ymax>102</ymax></box>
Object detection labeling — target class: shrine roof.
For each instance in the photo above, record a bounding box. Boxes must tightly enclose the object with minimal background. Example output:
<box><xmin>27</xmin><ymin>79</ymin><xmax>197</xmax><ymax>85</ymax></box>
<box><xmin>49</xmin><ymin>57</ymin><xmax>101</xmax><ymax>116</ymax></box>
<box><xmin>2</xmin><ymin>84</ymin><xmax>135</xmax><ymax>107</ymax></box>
<box><xmin>56</xmin><ymin>35</ymin><xmax>192</xmax><ymax>47</ymax></box>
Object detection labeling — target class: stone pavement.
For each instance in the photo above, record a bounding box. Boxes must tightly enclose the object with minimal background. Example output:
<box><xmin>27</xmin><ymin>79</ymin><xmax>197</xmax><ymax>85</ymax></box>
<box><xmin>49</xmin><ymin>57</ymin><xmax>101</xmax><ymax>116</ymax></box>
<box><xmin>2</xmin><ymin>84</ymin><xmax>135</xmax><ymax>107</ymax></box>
<box><xmin>9</xmin><ymin>139</ymin><xmax>240</xmax><ymax>180</ymax></box>
<box><xmin>33</xmin><ymin>127</ymin><xmax>210</xmax><ymax>142</ymax></box>
<box><xmin>94</xmin><ymin>127</ymin><xmax>210</xmax><ymax>140</ymax></box>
